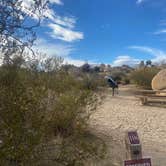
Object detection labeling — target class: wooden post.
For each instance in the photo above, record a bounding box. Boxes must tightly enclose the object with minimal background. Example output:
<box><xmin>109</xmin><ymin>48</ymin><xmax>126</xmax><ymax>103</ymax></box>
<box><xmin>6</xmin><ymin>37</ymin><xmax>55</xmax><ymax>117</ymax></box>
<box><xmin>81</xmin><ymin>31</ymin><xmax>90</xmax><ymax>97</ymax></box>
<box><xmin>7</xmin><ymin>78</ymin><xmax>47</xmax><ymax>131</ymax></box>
<box><xmin>125</xmin><ymin>130</ymin><xmax>142</xmax><ymax>160</ymax></box>
<box><xmin>140</xmin><ymin>97</ymin><xmax>148</xmax><ymax>105</ymax></box>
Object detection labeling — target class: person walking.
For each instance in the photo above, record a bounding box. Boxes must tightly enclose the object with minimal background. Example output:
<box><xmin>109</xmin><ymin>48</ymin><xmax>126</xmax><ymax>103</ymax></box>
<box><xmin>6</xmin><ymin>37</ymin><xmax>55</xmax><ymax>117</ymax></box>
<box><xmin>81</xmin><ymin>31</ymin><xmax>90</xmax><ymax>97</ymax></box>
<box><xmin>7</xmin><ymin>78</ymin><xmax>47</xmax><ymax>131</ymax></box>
<box><xmin>106</xmin><ymin>76</ymin><xmax>118</xmax><ymax>96</ymax></box>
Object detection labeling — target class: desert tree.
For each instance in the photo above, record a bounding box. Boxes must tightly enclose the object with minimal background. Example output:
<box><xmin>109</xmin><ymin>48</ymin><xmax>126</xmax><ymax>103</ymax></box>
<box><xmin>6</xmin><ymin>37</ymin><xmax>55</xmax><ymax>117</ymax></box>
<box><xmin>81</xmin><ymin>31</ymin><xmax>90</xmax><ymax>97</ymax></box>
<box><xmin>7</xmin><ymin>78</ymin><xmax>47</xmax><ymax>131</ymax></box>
<box><xmin>0</xmin><ymin>0</ymin><xmax>50</xmax><ymax>164</ymax></box>
<box><xmin>146</xmin><ymin>60</ymin><xmax>152</xmax><ymax>67</ymax></box>
<box><xmin>0</xmin><ymin>0</ymin><xmax>49</xmax><ymax>64</ymax></box>
<box><xmin>0</xmin><ymin>1</ymin><xmax>106</xmax><ymax>165</ymax></box>
<box><xmin>81</xmin><ymin>63</ymin><xmax>91</xmax><ymax>73</ymax></box>
<box><xmin>139</xmin><ymin>60</ymin><xmax>145</xmax><ymax>68</ymax></box>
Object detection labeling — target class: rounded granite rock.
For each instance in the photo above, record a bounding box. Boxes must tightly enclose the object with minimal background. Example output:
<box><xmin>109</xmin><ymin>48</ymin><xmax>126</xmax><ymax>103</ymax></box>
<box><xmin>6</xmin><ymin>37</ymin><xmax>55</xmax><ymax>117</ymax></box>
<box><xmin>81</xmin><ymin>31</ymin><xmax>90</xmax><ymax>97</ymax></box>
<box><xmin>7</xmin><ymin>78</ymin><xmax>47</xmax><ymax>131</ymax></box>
<box><xmin>152</xmin><ymin>69</ymin><xmax>166</xmax><ymax>90</ymax></box>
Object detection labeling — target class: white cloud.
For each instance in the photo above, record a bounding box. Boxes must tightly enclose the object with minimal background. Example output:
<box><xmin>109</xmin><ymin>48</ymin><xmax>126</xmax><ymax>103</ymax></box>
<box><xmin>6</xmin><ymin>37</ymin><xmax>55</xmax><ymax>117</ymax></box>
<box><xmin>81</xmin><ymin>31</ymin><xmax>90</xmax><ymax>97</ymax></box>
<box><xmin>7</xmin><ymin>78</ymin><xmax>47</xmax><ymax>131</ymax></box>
<box><xmin>154</xmin><ymin>29</ymin><xmax>166</xmax><ymax>35</ymax></box>
<box><xmin>136</xmin><ymin>0</ymin><xmax>145</xmax><ymax>4</ymax></box>
<box><xmin>48</xmin><ymin>23</ymin><xmax>84</xmax><ymax>42</ymax></box>
<box><xmin>112</xmin><ymin>45</ymin><xmax>166</xmax><ymax>66</ymax></box>
<box><xmin>53</xmin><ymin>16</ymin><xmax>76</xmax><ymax>29</ymax></box>
<box><xmin>34</xmin><ymin>38</ymin><xmax>74</xmax><ymax>57</ymax></box>
<box><xmin>49</xmin><ymin>0</ymin><xmax>63</xmax><ymax>5</ymax></box>
<box><xmin>20</xmin><ymin>0</ymin><xmax>63</xmax><ymax>20</ymax></box>
<box><xmin>44</xmin><ymin>9</ymin><xmax>76</xmax><ymax>29</ymax></box>
<box><xmin>33</xmin><ymin>38</ymin><xmax>86</xmax><ymax>66</ymax></box>
<box><xmin>129</xmin><ymin>46</ymin><xmax>166</xmax><ymax>63</ymax></box>
<box><xmin>44</xmin><ymin>7</ymin><xmax>84</xmax><ymax>42</ymax></box>
<box><xmin>64</xmin><ymin>58</ymin><xmax>86</xmax><ymax>66</ymax></box>
<box><xmin>22</xmin><ymin>0</ymin><xmax>63</xmax><ymax>6</ymax></box>
<box><xmin>42</xmin><ymin>0</ymin><xmax>84</xmax><ymax>43</ymax></box>
<box><xmin>20</xmin><ymin>0</ymin><xmax>84</xmax><ymax>43</ymax></box>
<box><xmin>129</xmin><ymin>46</ymin><xmax>164</xmax><ymax>56</ymax></box>
<box><xmin>112</xmin><ymin>55</ymin><xmax>140</xmax><ymax>66</ymax></box>
<box><xmin>129</xmin><ymin>46</ymin><xmax>158</xmax><ymax>55</ymax></box>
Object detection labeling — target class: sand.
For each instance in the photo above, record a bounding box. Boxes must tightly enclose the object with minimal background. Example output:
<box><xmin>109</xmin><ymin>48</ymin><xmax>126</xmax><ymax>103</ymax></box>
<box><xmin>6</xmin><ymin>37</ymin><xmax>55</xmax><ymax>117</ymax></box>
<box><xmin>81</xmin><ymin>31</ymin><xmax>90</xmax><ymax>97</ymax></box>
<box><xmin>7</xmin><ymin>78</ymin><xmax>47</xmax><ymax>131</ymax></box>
<box><xmin>89</xmin><ymin>85</ymin><xmax>166</xmax><ymax>166</ymax></box>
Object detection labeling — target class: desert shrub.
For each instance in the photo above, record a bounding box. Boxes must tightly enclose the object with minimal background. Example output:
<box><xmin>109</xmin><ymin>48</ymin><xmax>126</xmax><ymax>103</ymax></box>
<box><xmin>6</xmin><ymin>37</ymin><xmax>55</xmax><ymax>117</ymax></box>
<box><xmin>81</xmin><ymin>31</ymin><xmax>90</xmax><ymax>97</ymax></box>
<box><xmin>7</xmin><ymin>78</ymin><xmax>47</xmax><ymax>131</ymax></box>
<box><xmin>122</xmin><ymin>77</ymin><xmax>130</xmax><ymax>85</ymax></box>
<box><xmin>130</xmin><ymin>67</ymin><xmax>159</xmax><ymax>89</ymax></box>
<box><xmin>37</xmin><ymin>71</ymin><xmax>104</xmax><ymax>166</ymax></box>
<box><xmin>81</xmin><ymin>73</ymin><xmax>107</xmax><ymax>90</ymax></box>
<box><xmin>110</xmin><ymin>71</ymin><xmax>127</xmax><ymax>84</ymax></box>
<box><xmin>81</xmin><ymin>63</ymin><xmax>91</xmax><ymax>73</ymax></box>
<box><xmin>0</xmin><ymin>56</ymin><xmax>106</xmax><ymax>165</ymax></box>
<box><xmin>47</xmin><ymin>85</ymin><xmax>95</xmax><ymax>137</ymax></box>
<box><xmin>0</xmin><ymin>65</ymin><xmax>47</xmax><ymax>165</ymax></box>
<box><xmin>36</xmin><ymin>132</ymin><xmax>106</xmax><ymax>166</ymax></box>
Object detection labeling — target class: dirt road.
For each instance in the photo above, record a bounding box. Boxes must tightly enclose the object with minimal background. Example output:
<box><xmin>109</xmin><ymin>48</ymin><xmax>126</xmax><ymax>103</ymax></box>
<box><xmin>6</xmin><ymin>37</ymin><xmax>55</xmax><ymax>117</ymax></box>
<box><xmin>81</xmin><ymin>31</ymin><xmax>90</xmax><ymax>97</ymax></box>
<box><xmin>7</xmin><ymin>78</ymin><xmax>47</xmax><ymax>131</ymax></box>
<box><xmin>89</xmin><ymin>85</ymin><xmax>166</xmax><ymax>166</ymax></box>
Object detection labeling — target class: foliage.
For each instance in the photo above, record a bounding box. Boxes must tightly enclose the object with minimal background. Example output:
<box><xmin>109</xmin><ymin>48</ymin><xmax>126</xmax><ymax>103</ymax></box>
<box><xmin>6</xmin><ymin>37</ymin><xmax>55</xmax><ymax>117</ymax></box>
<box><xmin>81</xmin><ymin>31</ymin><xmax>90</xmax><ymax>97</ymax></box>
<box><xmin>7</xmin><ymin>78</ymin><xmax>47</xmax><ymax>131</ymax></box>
<box><xmin>81</xmin><ymin>73</ymin><xmax>107</xmax><ymax>90</ymax></box>
<box><xmin>93</xmin><ymin>66</ymin><xmax>100</xmax><ymax>72</ymax></box>
<box><xmin>139</xmin><ymin>61</ymin><xmax>145</xmax><ymax>68</ymax></box>
<box><xmin>0</xmin><ymin>56</ymin><xmax>106</xmax><ymax>165</ymax></box>
<box><xmin>111</xmin><ymin>71</ymin><xmax>126</xmax><ymax>83</ymax></box>
<box><xmin>130</xmin><ymin>67</ymin><xmax>160</xmax><ymax>89</ymax></box>
<box><xmin>122</xmin><ymin>77</ymin><xmax>130</xmax><ymax>85</ymax></box>
<box><xmin>0</xmin><ymin>65</ymin><xmax>47</xmax><ymax>165</ymax></box>
<box><xmin>0</xmin><ymin>1</ymin><xmax>106</xmax><ymax>165</ymax></box>
<box><xmin>81</xmin><ymin>63</ymin><xmax>91</xmax><ymax>73</ymax></box>
<box><xmin>146</xmin><ymin>60</ymin><xmax>152</xmax><ymax>67</ymax></box>
<box><xmin>36</xmin><ymin>132</ymin><xmax>106</xmax><ymax>166</ymax></box>
<box><xmin>0</xmin><ymin>0</ymin><xmax>48</xmax><ymax>61</ymax></box>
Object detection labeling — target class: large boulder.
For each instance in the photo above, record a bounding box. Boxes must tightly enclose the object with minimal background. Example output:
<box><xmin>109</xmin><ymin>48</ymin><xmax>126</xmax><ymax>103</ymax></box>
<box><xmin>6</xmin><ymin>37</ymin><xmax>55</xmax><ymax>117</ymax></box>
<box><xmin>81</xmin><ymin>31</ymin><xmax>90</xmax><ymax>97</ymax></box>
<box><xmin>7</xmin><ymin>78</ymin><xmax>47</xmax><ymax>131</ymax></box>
<box><xmin>152</xmin><ymin>69</ymin><xmax>166</xmax><ymax>90</ymax></box>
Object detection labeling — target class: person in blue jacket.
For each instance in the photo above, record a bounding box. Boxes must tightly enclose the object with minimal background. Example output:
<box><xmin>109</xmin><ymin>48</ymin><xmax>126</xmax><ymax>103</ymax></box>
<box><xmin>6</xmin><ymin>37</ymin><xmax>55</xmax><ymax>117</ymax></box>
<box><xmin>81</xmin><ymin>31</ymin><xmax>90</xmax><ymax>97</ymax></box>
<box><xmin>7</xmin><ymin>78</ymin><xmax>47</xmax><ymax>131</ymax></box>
<box><xmin>105</xmin><ymin>76</ymin><xmax>118</xmax><ymax>96</ymax></box>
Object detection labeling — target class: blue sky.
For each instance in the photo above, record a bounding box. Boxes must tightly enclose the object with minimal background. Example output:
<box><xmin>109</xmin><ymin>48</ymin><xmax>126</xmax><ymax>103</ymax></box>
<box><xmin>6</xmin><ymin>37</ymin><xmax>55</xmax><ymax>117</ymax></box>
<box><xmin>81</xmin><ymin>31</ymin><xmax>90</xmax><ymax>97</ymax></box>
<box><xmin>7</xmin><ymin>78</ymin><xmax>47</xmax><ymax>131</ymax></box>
<box><xmin>32</xmin><ymin>0</ymin><xmax>166</xmax><ymax>66</ymax></box>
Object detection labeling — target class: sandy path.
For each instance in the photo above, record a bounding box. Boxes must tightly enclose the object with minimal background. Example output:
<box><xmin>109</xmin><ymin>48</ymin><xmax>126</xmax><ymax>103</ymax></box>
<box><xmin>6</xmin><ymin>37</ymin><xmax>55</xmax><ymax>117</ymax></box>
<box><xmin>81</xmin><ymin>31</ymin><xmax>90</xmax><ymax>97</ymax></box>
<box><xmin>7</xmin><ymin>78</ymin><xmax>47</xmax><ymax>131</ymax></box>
<box><xmin>89</xmin><ymin>85</ymin><xmax>166</xmax><ymax>166</ymax></box>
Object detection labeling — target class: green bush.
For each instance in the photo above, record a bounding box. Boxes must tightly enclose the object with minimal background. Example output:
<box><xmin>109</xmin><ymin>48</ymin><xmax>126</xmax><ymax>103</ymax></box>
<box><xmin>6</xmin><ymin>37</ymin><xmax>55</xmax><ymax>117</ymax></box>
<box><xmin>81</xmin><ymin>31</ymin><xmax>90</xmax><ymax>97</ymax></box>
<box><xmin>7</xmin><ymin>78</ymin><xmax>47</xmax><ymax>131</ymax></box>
<box><xmin>130</xmin><ymin>67</ymin><xmax>159</xmax><ymax>89</ymax></box>
<box><xmin>81</xmin><ymin>73</ymin><xmax>107</xmax><ymax>91</ymax></box>
<box><xmin>122</xmin><ymin>77</ymin><xmax>130</xmax><ymax>85</ymax></box>
<box><xmin>110</xmin><ymin>69</ymin><xmax>132</xmax><ymax>84</ymax></box>
<box><xmin>0</xmin><ymin>66</ymin><xmax>47</xmax><ymax>165</ymax></box>
<box><xmin>0</xmin><ymin>56</ymin><xmax>106</xmax><ymax>165</ymax></box>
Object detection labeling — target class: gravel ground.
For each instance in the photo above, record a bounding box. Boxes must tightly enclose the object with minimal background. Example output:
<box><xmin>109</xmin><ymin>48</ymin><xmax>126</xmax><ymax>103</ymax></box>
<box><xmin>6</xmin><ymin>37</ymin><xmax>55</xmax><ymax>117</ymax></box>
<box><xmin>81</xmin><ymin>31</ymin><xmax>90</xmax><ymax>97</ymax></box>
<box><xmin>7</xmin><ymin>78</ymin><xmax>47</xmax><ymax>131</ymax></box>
<box><xmin>89</xmin><ymin>85</ymin><xmax>166</xmax><ymax>166</ymax></box>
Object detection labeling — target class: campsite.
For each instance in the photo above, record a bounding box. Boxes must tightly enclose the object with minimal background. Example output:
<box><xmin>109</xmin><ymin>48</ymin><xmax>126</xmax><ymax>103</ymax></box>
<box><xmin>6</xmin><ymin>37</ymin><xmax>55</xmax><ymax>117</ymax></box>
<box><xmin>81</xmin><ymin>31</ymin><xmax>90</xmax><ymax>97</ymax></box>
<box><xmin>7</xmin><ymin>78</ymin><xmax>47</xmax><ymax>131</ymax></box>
<box><xmin>0</xmin><ymin>0</ymin><xmax>166</xmax><ymax>165</ymax></box>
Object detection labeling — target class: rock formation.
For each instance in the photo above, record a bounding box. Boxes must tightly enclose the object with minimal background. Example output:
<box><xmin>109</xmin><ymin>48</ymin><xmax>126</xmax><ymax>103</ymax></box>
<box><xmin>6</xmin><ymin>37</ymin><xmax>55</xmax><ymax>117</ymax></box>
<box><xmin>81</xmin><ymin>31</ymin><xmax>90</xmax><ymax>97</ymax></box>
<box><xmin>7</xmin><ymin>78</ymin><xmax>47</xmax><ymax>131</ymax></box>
<box><xmin>152</xmin><ymin>69</ymin><xmax>166</xmax><ymax>90</ymax></box>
